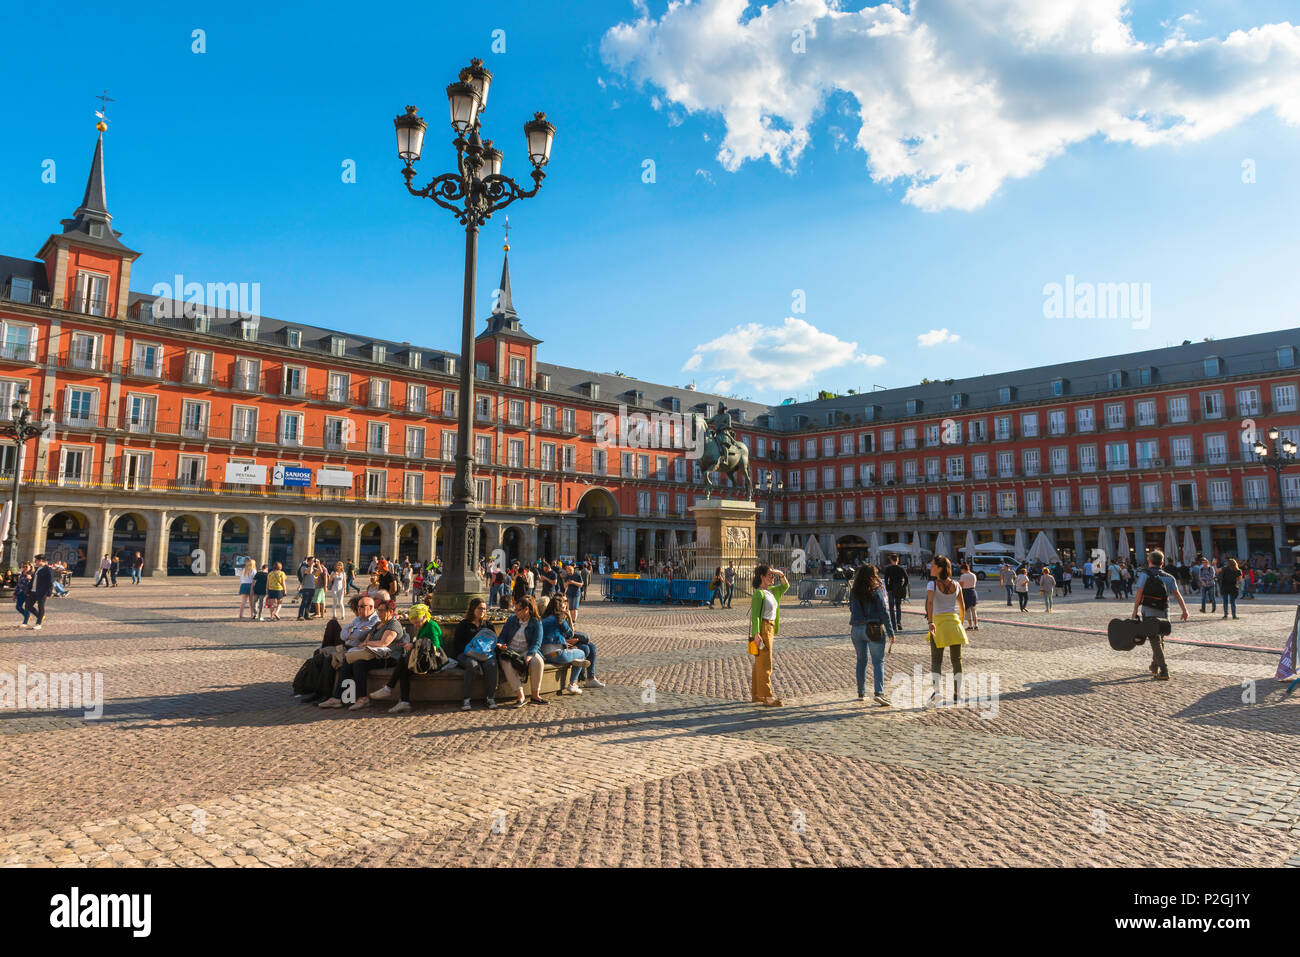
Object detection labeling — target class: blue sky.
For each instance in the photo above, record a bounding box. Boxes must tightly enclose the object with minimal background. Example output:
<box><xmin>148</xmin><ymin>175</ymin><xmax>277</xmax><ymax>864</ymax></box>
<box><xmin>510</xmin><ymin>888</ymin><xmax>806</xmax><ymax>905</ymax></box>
<box><xmin>2</xmin><ymin>0</ymin><xmax>1298</xmax><ymax>404</ymax></box>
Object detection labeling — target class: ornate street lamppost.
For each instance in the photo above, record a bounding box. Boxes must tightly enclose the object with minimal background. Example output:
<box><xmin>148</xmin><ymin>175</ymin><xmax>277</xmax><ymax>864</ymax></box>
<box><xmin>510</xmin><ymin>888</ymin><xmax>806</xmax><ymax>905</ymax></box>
<box><xmin>1</xmin><ymin>384</ymin><xmax>54</xmax><ymax>572</ymax></box>
<box><xmin>394</xmin><ymin>59</ymin><xmax>555</xmax><ymax>611</ymax></box>
<box><xmin>1253</xmin><ymin>426</ymin><xmax>1298</xmax><ymax>569</ymax></box>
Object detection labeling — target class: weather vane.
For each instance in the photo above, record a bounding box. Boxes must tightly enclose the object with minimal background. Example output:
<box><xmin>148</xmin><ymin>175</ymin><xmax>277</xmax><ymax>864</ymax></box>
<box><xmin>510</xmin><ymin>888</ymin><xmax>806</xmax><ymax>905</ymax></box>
<box><xmin>94</xmin><ymin>90</ymin><xmax>114</xmax><ymax>132</ymax></box>
<box><xmin>503</xmin><ymin>215</ymin><xmax>511</xmax><ymax>251</ymax></box>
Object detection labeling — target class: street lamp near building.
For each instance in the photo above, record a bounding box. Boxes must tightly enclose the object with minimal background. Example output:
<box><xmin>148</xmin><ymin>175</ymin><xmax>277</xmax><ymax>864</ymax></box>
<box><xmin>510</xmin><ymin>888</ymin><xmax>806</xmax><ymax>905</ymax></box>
<box><xmin>1</xmin><ymin>384</ymin><xmax>54</xmax><ymax>572</ymax></box>
<box><xmin>393</xmin><ymin>58</ymin><xmax>555</xmax><ymax>611</ymax></box>
<box><xmin>1253</xmin><ymin>425</ymin><xmax>1298</xmax><ymax>569</ymax></box>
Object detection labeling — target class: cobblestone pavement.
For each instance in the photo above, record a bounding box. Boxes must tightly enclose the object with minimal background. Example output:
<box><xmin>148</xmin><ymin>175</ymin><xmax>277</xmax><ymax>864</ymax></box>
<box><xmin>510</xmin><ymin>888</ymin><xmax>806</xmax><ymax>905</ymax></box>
<box><xmin>2</xmin><ymin>577</ymin><xmax>1298</xmax><ymax>867</ymax></box>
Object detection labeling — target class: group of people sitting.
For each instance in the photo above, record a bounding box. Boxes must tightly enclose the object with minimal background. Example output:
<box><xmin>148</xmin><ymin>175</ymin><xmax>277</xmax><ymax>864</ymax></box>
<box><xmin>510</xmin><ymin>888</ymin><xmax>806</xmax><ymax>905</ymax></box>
<box><xmin>303</xmin><ymin>590</ymin><xmax>603</xmax><ymax>714</ymax></box>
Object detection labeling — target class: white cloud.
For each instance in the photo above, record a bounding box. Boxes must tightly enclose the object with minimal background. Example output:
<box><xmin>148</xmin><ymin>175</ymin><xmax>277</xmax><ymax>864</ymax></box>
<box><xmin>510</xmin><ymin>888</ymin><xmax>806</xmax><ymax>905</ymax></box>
<box><xmin>917</xmin><ymin>328</ymin><xmax>960</xmax><ymax>346</ymax></box>
<box><xmin>682</xmin><ymin>316</ymin><xmax>885</xmax><ymax>392</ymax></box>
<box><xmin>601</xmin><ymin>0</ymin><xmax>1300</xmax><ymax>211</ymax></box>
<box><xmin>695</xmin><ymin>168</ymin><xmax>715</xmax><ymax>183</ymax></box>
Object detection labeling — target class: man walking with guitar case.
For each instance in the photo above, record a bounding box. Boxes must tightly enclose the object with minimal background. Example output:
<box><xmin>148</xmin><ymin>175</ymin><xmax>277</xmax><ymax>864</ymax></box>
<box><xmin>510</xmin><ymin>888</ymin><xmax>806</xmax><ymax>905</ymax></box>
<box><xmin>1130</xmin><ymin>549</ymin><xmax>1189</xmax><ymax>681</ymax></box>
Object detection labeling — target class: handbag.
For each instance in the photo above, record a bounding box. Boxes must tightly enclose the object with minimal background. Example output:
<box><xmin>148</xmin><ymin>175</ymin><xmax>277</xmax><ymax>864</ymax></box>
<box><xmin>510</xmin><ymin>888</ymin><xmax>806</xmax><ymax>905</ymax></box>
<box><xmin>865</xmin><ymin>622</ymin><xmax>885</xmax><ymax>641</ymax></box>
<box><xmin>465</xmin><ymin>628</ymin><xmax>498</xmax><ymax>661</ymax></box>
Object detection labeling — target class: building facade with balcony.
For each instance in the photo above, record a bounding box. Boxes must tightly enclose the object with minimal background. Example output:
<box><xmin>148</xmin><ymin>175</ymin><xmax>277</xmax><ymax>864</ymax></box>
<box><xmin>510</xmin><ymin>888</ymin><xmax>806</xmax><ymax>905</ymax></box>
<box><xmin>2</xmin><ymin>132</ymin><xmax>1298</xmax><ymax>575</ymax></box>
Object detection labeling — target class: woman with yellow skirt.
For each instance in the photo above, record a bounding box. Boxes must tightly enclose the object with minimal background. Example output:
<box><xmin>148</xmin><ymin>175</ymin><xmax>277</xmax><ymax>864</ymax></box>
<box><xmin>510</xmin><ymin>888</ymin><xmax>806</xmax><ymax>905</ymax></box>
<box><xmin>749</xmin><ymin>564</ymin><xmax>789</xmax><ymax>706</ymax></box>
<box><xmin>924</xmin><ymin>556</ymin><xmax>969</xmax><ymax>706</ymax></box>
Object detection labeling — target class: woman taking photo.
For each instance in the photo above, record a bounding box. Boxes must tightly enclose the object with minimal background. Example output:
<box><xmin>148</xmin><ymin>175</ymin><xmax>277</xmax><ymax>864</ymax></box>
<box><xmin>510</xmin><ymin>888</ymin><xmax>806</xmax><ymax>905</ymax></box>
<box><xmin>925</xmin><ymin>556</ymin><xmax>970</xmax><ymax>706</ymax></box>
<box><xmin>329</xmin><ymin>561</ymin><xmax>347</xmax><ymax>620</ymax></box>
<box><xmin>848</xmin><ymin>564</ymin><xmax>895</xmax><ymax>706</ymax></box>
<box><xmin>317</xmin><ymin>597</ymin><xmax>405</xmax><ymax>710</ymax></box>
<box><xmin>749</xmin><ymin>564</ymin><xmax>790</xmax><ymax>707</ymax></box>
<box><xmin>311</xmin><ymin>559</ymin><xmax>328</xmax><ymax>620</ymax></box>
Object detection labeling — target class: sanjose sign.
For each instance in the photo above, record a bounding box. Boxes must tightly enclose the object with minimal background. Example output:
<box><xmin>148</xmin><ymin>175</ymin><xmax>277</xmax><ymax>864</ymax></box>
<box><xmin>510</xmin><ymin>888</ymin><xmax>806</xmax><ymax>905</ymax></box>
<box><xmin>272</xmin><ymin>466</ymin><xmax>312</xmax><ymax>487</ymax></box>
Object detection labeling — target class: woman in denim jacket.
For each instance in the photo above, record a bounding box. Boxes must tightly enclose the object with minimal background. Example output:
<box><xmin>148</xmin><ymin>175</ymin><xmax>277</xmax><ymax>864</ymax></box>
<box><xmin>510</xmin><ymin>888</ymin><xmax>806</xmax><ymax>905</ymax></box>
<box><xmin>849</xmin><ymin>564</ymin><xmax>895</xmax><ymax>706</ymax></box>
<box><xmin>497</xmin><ymin>596</ymin><xmax>547</xmax><ymax>707</ymax></box>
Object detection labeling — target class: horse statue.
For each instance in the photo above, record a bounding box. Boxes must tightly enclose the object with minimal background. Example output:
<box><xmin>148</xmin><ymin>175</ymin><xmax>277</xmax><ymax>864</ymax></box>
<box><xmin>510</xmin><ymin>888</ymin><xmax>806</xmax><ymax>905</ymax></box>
<box><xmin>696</xmin><ymin>405</ymin><xmax>754</xmax><ymax>500</ymax></box>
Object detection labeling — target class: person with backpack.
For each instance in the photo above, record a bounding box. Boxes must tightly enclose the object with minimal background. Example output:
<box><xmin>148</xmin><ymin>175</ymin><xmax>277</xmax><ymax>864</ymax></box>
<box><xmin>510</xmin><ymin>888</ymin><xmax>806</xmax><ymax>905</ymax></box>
<box><xmin>1197</xmin><ymin>557</ymin><xmax>1218</xmax><ymax>613</ymax></box>
<box><xmin>723</xmin><ymin>562</ymin><xmax>736</xmax><ymax>608</ymax></box>
<box><xmin>749</xmin><ymin>564</ymin><xmax>790</xmax><ymax>707</ymax></box>
<box><xmin>252</xmin><ymin>564</ymin><xmax>270</xmax><ymax>620</ymax></box>
<box><xmin>883</xmin><ymin>554</ymin><xmax>909</xmax><ymax>632</ymax></box>
<box><xmin>709</xmin><ymin>568</ymin><xmax>725</xmax><ymax>608</ymax></box>
<box><xmin>849</xmin><ymin>564</ymin><xmax>895</xmax><ymax>706</ymax></box>
<box><xmin>23</xmin><ymin>555</ymin><xmax>55</xmax><ymax>631</ymax></box>
<box><xmin>1218</xmin><ymin>559</ymin><xmax>1242</xmax><ymax>620</ymax></box>
<box><xmin>1131</xmin><ymin>550</ymin><xmax>1190</xmax><ymax>681</ymax></box>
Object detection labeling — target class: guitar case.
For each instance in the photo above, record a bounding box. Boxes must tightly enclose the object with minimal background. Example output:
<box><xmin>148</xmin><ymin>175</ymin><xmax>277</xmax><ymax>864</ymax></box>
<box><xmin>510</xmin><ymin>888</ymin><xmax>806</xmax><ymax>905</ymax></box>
<box><xmin>1107</xmin><ymin>617</ymin><xmax>1172</xmax><ymax>651</ymax></box>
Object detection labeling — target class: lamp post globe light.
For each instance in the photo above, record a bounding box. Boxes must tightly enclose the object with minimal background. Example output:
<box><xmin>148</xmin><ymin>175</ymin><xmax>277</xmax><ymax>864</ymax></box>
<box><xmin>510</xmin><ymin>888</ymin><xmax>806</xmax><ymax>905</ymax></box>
<box><xmin>1</xmin><ymin>384</ymin><xmax>54</xmax><ymax>573</ymax></box>
<box><xmin>1253</xmin><ymin>426</ymin><xmax>1298</xmax><ymax>570</ymax></box>
<box><xmin>394</xmin><ymin>58</ymin><xmax>555</xmax><ymax>612</ymax></box>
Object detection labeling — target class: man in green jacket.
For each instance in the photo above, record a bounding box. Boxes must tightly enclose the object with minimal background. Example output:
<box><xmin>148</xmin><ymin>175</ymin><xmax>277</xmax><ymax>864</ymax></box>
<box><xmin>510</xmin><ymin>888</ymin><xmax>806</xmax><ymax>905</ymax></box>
<box><xmin>749</xmin><ymin>564</ymin><xmax>790</xmax><ymax>706</ymax></box>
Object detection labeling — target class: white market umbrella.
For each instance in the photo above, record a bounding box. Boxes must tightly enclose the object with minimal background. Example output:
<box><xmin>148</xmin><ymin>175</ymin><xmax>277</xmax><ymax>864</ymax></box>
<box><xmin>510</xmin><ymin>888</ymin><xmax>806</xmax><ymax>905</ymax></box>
<box><xmin>1182</xmin><ymin>526</ymin><xmax>1197</xmax><ymax>565</ymax></box>
<box><xmin>1096</xmin><ymin>526</ymin><xmax>1111</xmax><ymax>563</ymax></box>
<box><xmin>972</xmin><ymin>541</ymin><xmax>1016</xmax><ymax>555</ymax></box>
<box><xmin>805</xmin><ymin>534</ymin><xmax>826</xmax><ymax>564</ymax></box>
<box><xmin>933</xmin><ymin>531</ymin><xmax>951</xmax><ymax>561</ymax></box>
<box><xmin>666</xmin><ymin>529</ymin><xmax>679</xmax><ymax>554</ymax></box>
<box><xmin>911</xmin><ymin>530</ymin><xmax>922</xmax><ymax>564</ymax></box>
<box><xmin>1013</xmin><ymin>528</ymin><xmax>1028</xmax><ymax>562</ymax></box>
<box><xmin>962</xmin><ymin>529</ymin><xmax>977</xmax><ymax>555</ymax></box>
<box><xmin>822</xmin><ymin>533</ymin><xmax>837</xmax><ymax>564</ymax></box>
<box><xmin>868</xmin><ymin>530</ymin><xmax>880</xmax><ymax>565</ymax></box>
<box><xmin>759</xmin><ymin>531</ymin><xmax>769</xmax><ymax>550</ymax></box>
<box><xmin>1026</xmin><ymin>531</ymin><xmax>1060</xmax><ymax>565</ymax></box>
<box><xmin>1164</xmin><ymin>524</ymin><xmax>1179</xmax><ymax>559</ymax></box>
<box><xmin>1116</xmin><ymin>527</ymin><xmax>1130</xmax><ymax>563</ymax></box>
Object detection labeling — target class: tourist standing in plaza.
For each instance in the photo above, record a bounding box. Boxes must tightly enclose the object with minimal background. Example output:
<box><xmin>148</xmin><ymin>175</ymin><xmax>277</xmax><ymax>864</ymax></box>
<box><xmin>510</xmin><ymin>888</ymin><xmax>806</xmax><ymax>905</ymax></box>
<box><xmin>252</xmin><ymin>564</ymin><xmax>269</xmax><ymax>620</ymax></box>
<box><xmin>563</xmin><ymin>564</ymin><xmax>583</xmax><ymax>620</ymax></box>
<box><xmin>925</xmin><ymin>556</ymin><xmax>969</xmax><ymax>706</ymax></box>
<box><xmin>883</xmin><ymin>554</ymin><xmax>908</xmax><ymax>632</ymax></box>
<box><xmin>1198</xmin><ymin>557</ymin><xmax>1218</xmax><ymax>613</ymax></box>
<box><xmin>1039</xmin><ymin>566</ymin><xmax>1056</xmax><ymax>612</ymax></box>
<box><xmin>13</xmin><ymin>562</ymin><xmax>33</xmax><ymax>627</ymax></box>
<box><xmin>312</xmin><ymin>559</ymin><xmax>328</xmax><ymax>620</ymax></box>
<box><xmin>237</xmin><ymin>558</ymin><xmax>257</xmax><ymax>619</ymax></box>
<box><xmin>958</xmin><ymin>562</ymin><xmax>979</xmax><ymax>630</ymax></box>
<box><xmin>1218</xmin><ymin>559</ymin><xmax>1242</xmax><ymax>620</ymax></box>
<box><xmin>23</xmin><ymin>555</ymin><xmax>54</xmax><ymax>631</ymax></box>
<box><xmin>1061</xmin><ymin>563</ymin><xmax>1072</xmax><ymax>595</ymax></box>
<box><xmin>110</xmin><ymin>554</ymin><xmax>120</xmax><ymax>587</ymax></box>
<box><xmin>1013</xmin><ymin>565</ymin><xmax>1030</xmax><ymax>612</ymax></box>
<box><xmin>849</xmin><ymin>564</ymin><xmax>895</xmax><ymax>705</ymax></box>
<box><xmin>1131</xmin><ymin>550</ymin><xmax>1190</xmax><ymax>681</ymax></box>
<box><xmin>749</xmin><ymin>564</ymin><xmax>790</xmax><ymax>707</ymax></box>
<box><xmin>265</xmin><ymin>562</ymin><xmax>287</xmax><ymax>621</ymax></box>
<box><xmin>999</xmin><ymin>561</ymin><xmax>1014</xmax><ymax>606</ymax></box>
<box><xmin>1083</xmin><ymin>557</ymin><xmax>1094</xmax><ymax>589</ymax></box>
<box><xmin>131</xmin><ymin>551</ymin><xmax>144</xmax><ymax>584</ymax></box>
<box><xmin>94</xmin><ymin>554</ymin><xmax>111</xmax><ymax>587</ymax></box>
<box><xmin>709</xmin><ymin>567</ymin><xmax>725</xmax><ymax>608</ymax></box>
<box><xmin>329</xmin><ymin>562</ymin><xmax>347</xmax><ymax>619</ymax></box>
<box><xmin>724</xmin><ymin>562</ymin><xmax>736</xmax><ymax>608</ymax></box>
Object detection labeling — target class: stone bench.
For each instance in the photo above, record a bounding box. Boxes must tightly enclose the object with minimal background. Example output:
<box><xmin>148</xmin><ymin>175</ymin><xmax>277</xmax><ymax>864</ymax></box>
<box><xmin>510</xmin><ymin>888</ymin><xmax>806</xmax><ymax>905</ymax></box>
<box><xmin>365</xmin><ymin>659</ymin><xmax>568</xmax><ymax>702</ymax></box>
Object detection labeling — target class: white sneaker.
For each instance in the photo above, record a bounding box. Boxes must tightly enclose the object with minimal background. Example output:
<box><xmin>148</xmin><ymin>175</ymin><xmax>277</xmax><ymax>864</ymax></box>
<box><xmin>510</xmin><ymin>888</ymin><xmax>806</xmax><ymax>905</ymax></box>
<box><xmin>461</xmin><ymin>699</ymin><xmax>472</xmax><ymax>711</ymax></box>
<box><xmin>486</xmin><ymin>699</ymin><xmax>498</xmax><ymax>710</ymax></box>
<box><xmin>584</xmin><ymin>677</ymin><xmax>605</xmax><ymax>689</ymax></box>
<box><xmin>31</xmin><ymin>625</ymin><xmax>41</xmax><ymax>631</ymax></box>
<box><xmin>387</xmin><ymin>701</ymin><xmax>412</xmax><ymax>713</ymax></box>
<box><xmin>567</xmin><ymin>683</ymin><xmax>583</xmax><ymax>694</ymax></box>
<box><xmin>369</xmin><ymin>685</ymin><xmax>394</xmax><ymax>701</ymax></box>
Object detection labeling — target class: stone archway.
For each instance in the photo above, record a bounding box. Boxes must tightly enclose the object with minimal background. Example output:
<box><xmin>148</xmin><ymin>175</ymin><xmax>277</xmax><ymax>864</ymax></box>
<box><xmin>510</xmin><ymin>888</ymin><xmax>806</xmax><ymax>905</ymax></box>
<box><xmin>359</xmin><ymin>522</ymin><xmax>384</xmax><ymax>564</ymax></box>
<box><xmin>314</xmin><ymin>520</ymin><xmax>343</xmax><ymax>567</ymax></box>
<box><xmin>575</xmin><ymin>487</ymin><xmax>618</xmax><ymax>564</ymax></box>
<box><xmin>836</xmin><ymin>534</ymin><xmax>868</xmax><ymax>565</ymax></box>
<box><xmin>112</xmin><ymin>512</ymin><xmax>149</xmax><ymax>570</ymax></box>
<box><xmin>268</xmin><ymin>519</ymin><xmax>296</xmax><ymax>570</ymax></box>
<box><xmin>45</xmin><ymin>511</ymin><xmax>91</xmax><ymax>576</ymax></box>
<box><xmin>398</xmin><ymin>523</ymin><xmax>420</xmax><ymax>564</ymax></box>
<box><xmin>219</xmin><ymin>516</ymin><xmax>253</xmax><ymax>575</ymax></box>
<box><xmin>502</xmin><ymin>526</ymin><xmax>524</xmax><ymax>565</ymax></box>
<box><xmin>167</xmin><ymin>515</ymin><xmax>203</xmax><ymax>576</ymax></box>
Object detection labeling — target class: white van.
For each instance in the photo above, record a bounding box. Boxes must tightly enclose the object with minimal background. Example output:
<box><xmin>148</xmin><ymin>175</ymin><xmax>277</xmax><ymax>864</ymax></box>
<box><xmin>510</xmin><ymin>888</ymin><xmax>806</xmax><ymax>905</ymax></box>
<box><xmin>969</xmin><ymin>555</ymin><xmax>1013</xmax><ymax>580</ymax></box>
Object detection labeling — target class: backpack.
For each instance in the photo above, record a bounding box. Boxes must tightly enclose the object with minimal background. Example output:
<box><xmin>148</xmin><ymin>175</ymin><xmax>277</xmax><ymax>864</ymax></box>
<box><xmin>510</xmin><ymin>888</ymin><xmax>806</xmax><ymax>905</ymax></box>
<box><xmin>1140</xmin><ymin>572</ymin><xmax>1169</xmax><ymax>613</ymax></box>
<box><xmin>292</xmin><ymin>653</ymin><xmax>336</xmax><ymax>699</ymax></box>
<box><xmin>407</xmin><ymin>636</ymin><xmax>447</xmax><ymax>675</ymax></box>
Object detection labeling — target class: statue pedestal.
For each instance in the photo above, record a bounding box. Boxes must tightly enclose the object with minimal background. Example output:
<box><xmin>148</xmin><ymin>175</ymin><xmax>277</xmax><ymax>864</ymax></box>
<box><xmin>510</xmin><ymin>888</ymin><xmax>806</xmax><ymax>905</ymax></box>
<box><xmin>691</xmin><ymin>499</ymin><xmax>759</xmax><ymax>586</ymax></box>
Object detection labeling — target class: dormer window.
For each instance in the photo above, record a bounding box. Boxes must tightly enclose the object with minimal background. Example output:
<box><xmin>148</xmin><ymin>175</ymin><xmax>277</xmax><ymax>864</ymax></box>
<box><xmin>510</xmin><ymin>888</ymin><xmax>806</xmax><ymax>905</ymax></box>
<box><xmin>536</xmin><ymin>373</ymin><xmax>551</xmax><ymax>391</ymax></box>
<box><xmin>951</xmin><ymin>393</ymin><xmax>964</xmax><ymax>410</ymax></box>
<box><xmin>330</xmin><ymin>336</ymin><xmax>346</xmax><ymax>358</ymax></box>
<box><xmin>1051</xmin><ymin>378</ymin><xmax>1066</xmax><ymax>396</ymax></box>
<box><xmin>192</xmin><ymin>312</ymin><xmax>209</xmax><ymax>333</ymax></box>
<box><xmin>89</xmin><ymin>223</ymin><xmax>105</xmax><ymax>239</ymax></box>
<box><xmin>998</xmin><ymin>387</ymin><xmax>1014</xmax><ymax>404</ymax></box>
<box><xmin>408</xmin><ymin>351</ymin><xmax>421</xmax><ymax>370</ymax></box>
<box><xmin>240</xmin><ymin>318</ymin><xmax>259</xmax><ymax>342</ymax></box>
<box><xmin>1107</xmin><ymin>370</ymin><xmax>1123</xmax><ymax>389</ymax></box>
<box><xmin>287</xmin><ymin>329</ymin><xmax>301</xmax><ymax>349</ymax></box>
<box><xmin>667</xmin><ymin>396</ymin><xmax>681</xmax><ymax>412</ymax></box>
<box><xmin>8</xmin><ymin>278</ymin><xmax>32</xmax><ymax>304</ymax></box>
<box><xmin>1204</xmin><ymin>356</ymin><xmax>1221</xmax><ymax>377</ymax></box>
<box><xmin>906</xmin><ymin>399</ymin><xmax>921</xmax><ymax>415</ymax></box>
<box><xmin>584</xmin><ymin>382</ymin><xmax>599</xmax><ymax>400</ymax></box>
<box><xmin>1139</xmin><ymin>366</ymin><xmax>1153</xmax><ymax>385</ymax></box>
<box><xmin>371</xmin><ymin>344</ymin><xmax>386</xmax><ymax>364</ymax></box>
<box><xmin>1278</xmin><ymin>347</ymin><xmax>1296</xmax><ymax>369</ymax></box>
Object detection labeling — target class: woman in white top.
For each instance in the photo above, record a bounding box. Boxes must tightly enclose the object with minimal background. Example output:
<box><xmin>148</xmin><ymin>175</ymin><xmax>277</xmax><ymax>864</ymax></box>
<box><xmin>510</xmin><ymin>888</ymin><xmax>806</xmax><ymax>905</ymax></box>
<box><xmin>329</xmin><ymin>561</ymin><xmax>347</xmax><ymax>619</ymax></box>
<box><xmin>237</xmin><ymin>558</ymin><xmax>258</xmax><ymax>620</ymax></box>
<box><xmin>924</xmin><ymin>556</ymin><xmax>970</xmax><ymax>706</ymax></box>
<box><xmin>1013</xmin><ymin>567</ymin><xmax>1031</xmax><ymax>612</ymax></box>
<box><xmin>957</xmin><ymin>562</ymin><xmax>979</xmax><ymax>631</ymax></box>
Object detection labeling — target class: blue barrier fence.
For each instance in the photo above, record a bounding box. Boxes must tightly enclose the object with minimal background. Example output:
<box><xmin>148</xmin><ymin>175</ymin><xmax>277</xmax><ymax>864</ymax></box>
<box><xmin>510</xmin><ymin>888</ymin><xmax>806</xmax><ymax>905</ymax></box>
<box><xmin>603</xmin><ymin>577</ymin><xmax>714</xmax><ymax>604</ymax></box>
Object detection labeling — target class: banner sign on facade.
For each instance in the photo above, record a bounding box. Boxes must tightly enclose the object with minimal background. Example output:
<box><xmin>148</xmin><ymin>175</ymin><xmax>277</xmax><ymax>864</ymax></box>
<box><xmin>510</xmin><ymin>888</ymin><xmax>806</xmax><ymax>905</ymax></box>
<box><xmin>272</xmin><ymin>465</ymin><xmax>312</xmax><ymax>487</ymax></box>
<box><xmin>225</xmin><ymin>463</ymin><xmax>267</xmax><ymax>485</ymax></box>
<box><xmin>316</xmin><ymin>469</ymin><xmax>353</xmax><ymax>488</ymax></box>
